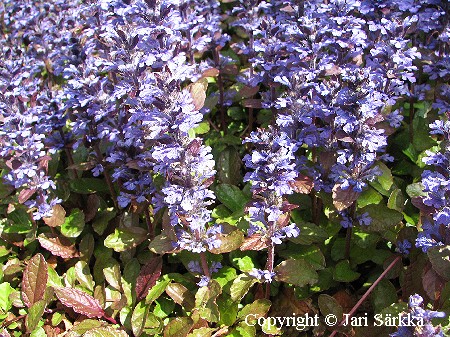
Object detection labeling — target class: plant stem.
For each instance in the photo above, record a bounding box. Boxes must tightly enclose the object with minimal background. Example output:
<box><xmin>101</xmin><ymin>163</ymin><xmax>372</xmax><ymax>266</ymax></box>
<box><xmin>409</xmin><ymin>83</ymin><xmax>415</xmax><ymax>143</ymax></box>
<box><xmin>329</xmin><ymin>256</ymin><xmax>402</xmax><ymax>337</ymax></box>
<box><xmin>200</xmin><ymin>251</ymin><xmax>211</xmax><ymax>279</ymax></box>
<box><xmin>344</xmin><ymin>203</ymin><xmax>356</xmax><ymax>260</ymax></box>
<box><xmin>93</xmin><ymin>143</ymin><xmax>118</xmax><ymax>209</ymax></box>
<box><xmin>345</xmin><ymin>227</ymin><xmax>352</xmax><ymax>260</ymax></box>
<box><xmin>265</xmin><ymin>242</ymin><xmax>275</xmax><ymax>299</ymax></box>
<box><xmin>144</xmin><ymin>204</ymin><xmax>154</xmax><ymax>239</ymax></box>
<box><xmin>214</xmin><ymin>48</ymin><xmax>227</xmax><ymax>134</ymax></box>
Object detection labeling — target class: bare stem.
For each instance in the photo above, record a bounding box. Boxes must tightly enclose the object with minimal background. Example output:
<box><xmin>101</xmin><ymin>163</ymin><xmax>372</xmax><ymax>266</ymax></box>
<box><xmin>93</xmin><ymin>143</ymin><xmax>118</xmax><ymax>209</ymax></box>
<box><xmin>200</xmin><ymin>252</ymin><xmax>211</xmax><ymax>279</ymax></box>
<box><xmin>409</xmin><ymin>84</ymin><xmax>415</xmax><ymax>143</ymax></box>
<box><xmin>144</xmin><ymin>204</ymin><xmax>154</xmax><ymax>239</ymax></box>
<box><xmin>265</xmin><ymin>242</ymin><xmax>275</xmax><ymax>299</ymax></box>
<box><xmin>345</xmin><ymin>227</ymin><xmax>352</xmax><ymax>260</ymax></box>
<box><xmin>214</xmin><ymin>48</ymin><xmax>227</xmax><ymax>134</ymax></box>
<box><xmin>344</xmin><ymin>203</ymin><xmax>356</xmax><ymax>260</ymax></box>
<box><xmin>329</xmin><ymin>256</ymin><xmax>402</xmax><ymax>337</ymax></box>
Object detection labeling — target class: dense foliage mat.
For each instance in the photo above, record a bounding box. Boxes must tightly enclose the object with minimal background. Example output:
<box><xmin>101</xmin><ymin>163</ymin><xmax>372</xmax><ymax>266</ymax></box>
<box><xmin>0</xmin><ymin>0</ymin><xmax>449</xmax><ymax>336</ymax></box>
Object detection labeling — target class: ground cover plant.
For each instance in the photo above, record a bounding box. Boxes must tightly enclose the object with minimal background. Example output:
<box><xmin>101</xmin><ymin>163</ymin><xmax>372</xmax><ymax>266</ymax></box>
<box><xmin>0</xmin><ymin>0</ymin><xmax>449</xmax><ymax>336</ymax></box>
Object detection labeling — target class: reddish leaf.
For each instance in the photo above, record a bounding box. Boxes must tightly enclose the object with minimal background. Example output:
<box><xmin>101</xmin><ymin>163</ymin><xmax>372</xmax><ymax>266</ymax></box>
<box><xmin>201</xmin><ymin>68</ymin><xmax>219</xmax><ymax>78</ymax></box>
<box><xmin>135</xmin><ymin>256</ymin><xmax>163</xmax><ymax>302</ymax></box>
<box><xmin>38</xmin><ymin>155</ymin><xmax>52</xmax><ymax>171</ymax></box>
<box><xmin>221</xmin><ymin>64</ymin><xmax>238</xmax><ymax>75</ymax></box>
<box><xmin>18</xmin><ymin>189</ymin><xmax>36</xmax><ymax>204</ymax></box>
<box><xmin>280</xmin><ymin>4</ymin><xmax>295</xmax><ymax>12</ymax></box>
<box><xmin>187</xmin><ymin>139</ymin><xmax>202</xmax><ymax>156</ymax></box>
<box><xmin>54</xmin><ymin>287</ymin><xmax>105</xmax><ymax>318</ymax></box>
<box><xmin>324</xmin><ymin>64</ymin><xmax>342</xmax><ymax>75</ymax></box>
<box><xmin>188</xmin><ymin>79</ymin><xmax>208</xmax><ymax>110</ymax></box>
<box><xmin>84</xmin><ymin>194</ymin><xmax>100</xmax><ymax>222</ymax></box>
<box><xmin>166</xmin><ymin>283</ymin><xmax>195</xmax><ymax>311</ymax></box>
<box><xmin>43</xmin><ymin>204</ymin><xmax>66</xmax><ymax>227</ymax></box>
<box><xmin>239</xmin><ymin>85</ymin><xmax>260</xmax><ymax>98</ymax></box>
<box><xmin>38</xmin><ymin>234</ymin><xmax>79</xmax><ymax>259</ymax></box>
<box><xmin>422</xmin><ymin>263</ymin><xmax>446</xmax><ymax>301</ymax></box>
<box><xmin>240</xmin><ymin>234</ymin><xmax>268</xmax><ymax>251</ymax></box>
<box><xmin>289</xmin><ymin>175</ymin><xmax>314</xmax><ymax>194</ymax></box>
<box><xmin>332</xmin><ymin>184</ymin><xmax>359</xmax><ymax>211</ymax></box>
<box><xmin>22</xmin><ymin>253</ymin><xmax>48</xmax><ymax>307</ymax></box>
<box><xmin>242</xmin><ymin>99</ymin><xmax>262</xmax><ymax>108</ymax></box>
<box><xmin>318</xmin><ymin>151</ymin><xmax>336</xmax><ymax>172</ymax></box>
<box><xmin>281</xmin><ymin>202</ymin><xmax>299</xmax><ymax>212</ymax></box>
<box><xmin>276</xmin><ymin>212</ymin><xmax>291</xmax><ymax>228</ymax></box>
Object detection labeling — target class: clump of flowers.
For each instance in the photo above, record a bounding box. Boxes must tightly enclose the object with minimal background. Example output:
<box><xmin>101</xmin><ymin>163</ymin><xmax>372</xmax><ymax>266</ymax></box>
<box><xmin>391</xmin><ymin>294</ymin><xmax>446</xmax><ymax>337</ymax></box>
<box><xmin>416</xmin><ymin>119</ymin><xmax>450</xmax><ymax>252</ymax></box>
<box><xmin>243</xmin><ymin>127</ymin><xmax>300</xmax><ymax>284</ymax></box>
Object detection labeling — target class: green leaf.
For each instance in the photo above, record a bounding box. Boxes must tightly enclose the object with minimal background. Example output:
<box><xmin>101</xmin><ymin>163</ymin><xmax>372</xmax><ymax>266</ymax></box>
<box><xmin>406</xmin><ymin>182</ymin><xmax>426</xmax><ymax>198</ymax></box>
<box><xmin>26</xmin><ymin>300</ymin><xmax>46</xmax><ymax>332</ymax></box>
<box><xmin>428</xmin><ymin>246</ymin><xmax>450</xmax><ymax>280</ymax></box>
<box><xmin>47</xmin><ymin>267</ymin><xmax>62</xmax><ymax>288</ymax></box>
<box><xmin>92</xmin><ymin>209</ymin><xmax>117</xmax><ymax>235</ymax></box>
<box><xmin>61</xmin><ymin>208</ymin><xmax>85</xmax><ymax>238</ymax></box>
<box><xmin>187</xmin><ymin>327</ymin><xmax>215</xmax><ymax>337</ymax></box>
<box><xmin>148</xmin><ymin>234</ymin><xmax>176</xmax><ymax>254</ymax></box>
<box><xmin>230</xmin><ymin>251</ymin><xmax>257</xmax><ymax>272</ymax></box>
<box><xmin>4</xmin><ymin>208</ymin><xmax>33</xmax><ymax>234</ymax></box>
<box><xmin>387</xmin><ymin>188</ymin><xmax>405</xmax><ymax>212</ymax></box>
<box><xmin>357</xmin><ymin>187</ymin><xmax>383</xmax><ymax>208</ymax></box>
<box><xmin>310</xmin><ymin>268</ymin><xmax>334</xmax><ymax>293</ymax></box>
<box><xmin>318</xmin><ymin>294</ymin><xmax>343</xmax><ymax>320</ymax></box>
<box><xmin>104</xmin><ymin>227</ymin><xmax>148</xmax><ymax>252</ymax></box>
<box><xmin>69</xmin><ymin>178</ymin><xmax>111</xmax><ymax>194</ymax></box>
<box><xmin>132</xmin><ymin>301</ymin><xmax>149</xmax><ymax>337</ymax></box>
<box><xmin>217</xmin><ymin>295</ymin><xmax>238</xmax><ymax>326</ymax></box>
<box><xmin>103</xmin><ymin>259</ymin><xmax>122</xmax><ymax>291</ymax></box>
<box><xmin>154</xmin><ymin>297</ymin><xmax>175</xmax><ymax>318</ymax></box>
<box><xmin>65</xmin><ymin>319</ymin><xmax>105</xmax><ymax>336</ymax></box>
<box><xmin>192</xmin><ymin>121</ymin><xmax>210</xmax><ymax>135</ymax></box>
<box><xmin>74</xmin><ymin>261</ymin><xmax>94</xmax><ymax>292</ymax></box>
<box><xmin>195</xmin><ymin>280</ymin><xmax>222</xmax><ymax>322</ymax></box>
<box><xmin>230</xmin><ymin>274</ymin><xmax>256</xmax><ymax>302</ymax></box>
<box><xmin>215</xmin><ymin>184</ymin><xmax>249</xmax><ymax>212</ymax></box>
<box><xmin>79</xmin><ymin>233</ymin><xmax>95</xmax><ymax>263</ymax></box>
<box><xmin>216</xmin><ymin>147</ymin><xmax>242</xmax><ymax>184</ymax></box>
<box><xmin>214</xmin><ymin>266</ymin><xmax>237</xmax><ymax>288</ymax></box>
<box><xmin>0</xmin><ymin>282</ymin><xmax>14</xmax><ymax>312</ymax></box>
<box><xmin>209</xmin><ymin>230</ymin><xmax>244</xmax><ymax>254</ymax></box>
<box><xmin>237</xmin><ymin>299</ymin><xmax>271</xmax><ymax>321</ymax></box>
<box><xmin>279</xmin><ymin>245</ymin><xmax>325</xmax><ymax>270</ymax></box>
<box><xmin>289</xmin><ymin>221</ymin><xmax>329</xmax><ymax>245</ymax></box>
<box><xmin>274</xmin><ymin>259</ymin><xmax>318</xmax><ymax>287</ymax></box>
<box><xmin>333</xmin><ymin>260</ymin><xmax>360</xmax><ymax>282</ymax></box>
<box><xmin>30</xmin><ymin>327</ymin><xmax>46</xmax><ymax>337</ymax></box>
<box><xmin>163</xmin><ymin>317</ymin><xmax>194</xmax><ymax>337</ymax></box>
<box><xmin>370</xmin><ymin>162</ymin><xmax>393</xmax><ymax>195</ymax></box>
<box><xmin>146</xmin><ymin>277</ymin><xmax>171</xmax><ymax>305</ymax></box>
<box><xmin>231</xmin><ymin>322</ymin><xmax>256</xmax><ymax>337</ymax></box>
<box><xmin>261</xmin><ymin>318</ymin><xmax>282</xmax><ymax>335</ymax></box>
<box><xmin>371</xmin><ymin>279</ymin><xmax>397</xmax><ymax>313</ymax></box>
<box><xmin>360</xmin><ymin>204</ymin><xmax>403</xmax><ymax>232</ymax></box>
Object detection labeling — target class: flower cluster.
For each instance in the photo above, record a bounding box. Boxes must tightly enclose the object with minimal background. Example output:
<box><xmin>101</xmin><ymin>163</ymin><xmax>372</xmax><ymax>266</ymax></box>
<box><xmin>416</xmin><ymin>119</ymin><xmax>450</xmax><ymax>252</ymax></box>
<box><xmin>0</xmin><ymin>0</ymin><xmax>81</xmax><ymax>219</ymax></box>
<box><xmin>243</xmin><ymin>127</ymin><xmax>300</xmax><ymax>280</ymax></box>
<box><xmin>391</xmin><ymin>294</ymin><xmax>446</xmax><ymax>337</ymax></box>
